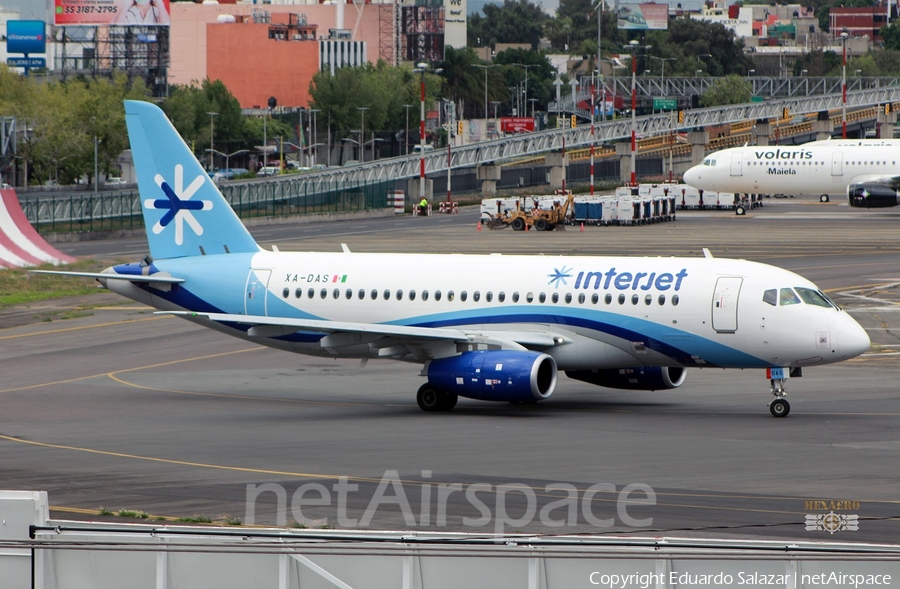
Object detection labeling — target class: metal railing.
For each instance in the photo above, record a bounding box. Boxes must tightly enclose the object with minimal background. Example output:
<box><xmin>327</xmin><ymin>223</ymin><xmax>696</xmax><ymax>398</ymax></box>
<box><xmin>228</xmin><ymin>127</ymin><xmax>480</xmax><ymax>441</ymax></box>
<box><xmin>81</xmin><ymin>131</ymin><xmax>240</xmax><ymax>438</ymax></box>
<box><xmin>22</xmin><ymin>177</ymin><xmax>395</xmax><ymax>234</ymax></box>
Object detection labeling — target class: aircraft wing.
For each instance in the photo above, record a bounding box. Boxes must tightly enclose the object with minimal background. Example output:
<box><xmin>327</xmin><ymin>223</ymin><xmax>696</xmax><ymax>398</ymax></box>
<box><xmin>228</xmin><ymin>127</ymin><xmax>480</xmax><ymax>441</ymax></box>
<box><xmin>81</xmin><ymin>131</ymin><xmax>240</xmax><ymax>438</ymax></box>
<box><xmin>160</xmin><ymin>311</ymin><xmax>565</xmax><ymax>350</ymax></box>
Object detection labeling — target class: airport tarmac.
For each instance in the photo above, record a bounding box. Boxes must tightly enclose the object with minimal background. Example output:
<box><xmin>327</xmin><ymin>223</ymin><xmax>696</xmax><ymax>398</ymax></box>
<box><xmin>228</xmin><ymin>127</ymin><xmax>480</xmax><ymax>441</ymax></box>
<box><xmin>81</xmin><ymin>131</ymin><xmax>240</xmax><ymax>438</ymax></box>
<box><xmin>2</xmin><ymin>196</ymin><xmax>899</xmax><ymax>543</ymax></box>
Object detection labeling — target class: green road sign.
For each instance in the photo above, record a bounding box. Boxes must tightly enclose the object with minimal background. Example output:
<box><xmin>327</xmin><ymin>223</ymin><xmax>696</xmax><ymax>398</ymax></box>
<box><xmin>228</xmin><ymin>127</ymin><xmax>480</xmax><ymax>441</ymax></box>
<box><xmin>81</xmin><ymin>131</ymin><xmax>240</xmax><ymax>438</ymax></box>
<box><xmin>653</xmin><ymin>98</ymin><xmax>677</xmax><ymax>110</ymax></box>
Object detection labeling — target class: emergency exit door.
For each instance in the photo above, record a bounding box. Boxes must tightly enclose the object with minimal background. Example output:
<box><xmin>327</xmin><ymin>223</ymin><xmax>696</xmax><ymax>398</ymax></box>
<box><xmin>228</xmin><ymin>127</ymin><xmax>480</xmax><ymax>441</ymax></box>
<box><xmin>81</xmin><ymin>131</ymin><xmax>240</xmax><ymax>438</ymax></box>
<box><xmin>730</xmin><ymin>152</ymin><xmax>743</xmax><ymax>176</ymax></box>
<box><xmin>712</xmin><ymin>277</ymin><xmax>743</xmax><ymax>333</ymax></box>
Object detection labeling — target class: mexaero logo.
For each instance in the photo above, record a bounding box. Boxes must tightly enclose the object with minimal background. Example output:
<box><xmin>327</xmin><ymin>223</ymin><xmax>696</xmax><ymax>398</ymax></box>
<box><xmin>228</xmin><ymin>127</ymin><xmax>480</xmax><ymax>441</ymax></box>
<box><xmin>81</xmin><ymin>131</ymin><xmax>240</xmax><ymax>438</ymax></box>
<box><xmin>144</xmin><ymin>164</ymin><xmax>213</xmax><ymax>245</ymax></box>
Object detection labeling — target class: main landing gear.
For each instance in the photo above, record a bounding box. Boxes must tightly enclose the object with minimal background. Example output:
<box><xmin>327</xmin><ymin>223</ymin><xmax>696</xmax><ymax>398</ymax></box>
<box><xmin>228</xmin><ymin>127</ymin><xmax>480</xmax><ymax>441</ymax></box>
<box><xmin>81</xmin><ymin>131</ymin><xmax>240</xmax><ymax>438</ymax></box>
<box><xmin>416</xmin><ymin>383</ymin><xmax>458</xmax><ymax>412</ymax></box>
<box><xmin>768</xmin><ymin>374</ymin><xmax>790</xmax><ymax>418</ymax></box>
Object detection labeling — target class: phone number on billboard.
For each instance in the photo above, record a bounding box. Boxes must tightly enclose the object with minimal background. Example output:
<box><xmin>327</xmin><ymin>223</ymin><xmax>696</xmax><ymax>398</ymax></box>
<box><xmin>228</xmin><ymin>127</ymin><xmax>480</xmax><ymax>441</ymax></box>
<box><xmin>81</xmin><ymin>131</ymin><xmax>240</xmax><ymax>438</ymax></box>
<box><xmin>62</xmin><ymin>5</ymin><xmax>118</xmax><ymax>13</ymax></box>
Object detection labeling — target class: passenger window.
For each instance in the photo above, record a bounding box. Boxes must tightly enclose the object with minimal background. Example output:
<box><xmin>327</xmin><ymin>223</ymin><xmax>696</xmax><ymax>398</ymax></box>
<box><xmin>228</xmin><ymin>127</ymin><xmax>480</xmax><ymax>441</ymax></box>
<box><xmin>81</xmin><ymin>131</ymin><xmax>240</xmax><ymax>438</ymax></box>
<box><xmin>579</xmin><ymin>293</ymin><xmax>586</xmax><ymax>304</ymax></box>
<box><xmin>796</xmin><ymin>287</ymin><xmax>833</xmax><ymax>308</ymax></box>
<box><xmin>383</xmin><ymin>289</ymin><xmax>391</xmax><ymax>300</ymax></box>
<box><xmin>346</xmin><ymin>289</ymin><xmax>353</xmax><ymax>299</ymax></box>
<box><xmin>591</xmin><ymin>293</ymin><xmax>599</xmax><ymax>304</ymax></box>
<box><xmin>473</xmin><ymin>291</ymin><xmax>480</xmax><ymax>302</ymax></box>
<box><xmin>370</xmin><ymin>289</ymin><xmax>378</xmax><ymax>300</ymax></box>
<box><xmin>486</xmin><ymin>292</ymin><xmax>493</xmax><ymax>302</ymax></box>
<box><xmin>618</xmin><ymin>294</ymin><xmax>625</xmax><ymax>305</ymax></box>
<box><xmin>409</xmin><ymin>290</ymin><xmax>416</xmax><ymax>301</ymax></box>
<box><xmin>460</xmin><ymin>291</ymin><xmax>467</xmax><ymax>302</ymax></box>
<box><xmin>422</xmin><ymin>290</ymin><xmax>429</xmax><ymax>301</ymax></box>
<box><xmin>333</xmin><ymin>288</ymin><xmax>340</xmax><ymax>299</ymax></box>
<box><xmin>498</xmin><ymin>292</ymin><xmax>505</xmax><ymax>302</ymax></box>
<box><xmin>779</xmin><ymin>288</ymin><xmax>800</xmax><ymax>306</ymax></box>
<box><xmin>295</xmin><ymin>288</ymin><xmax>303</xmax><ymax>298</ymax></box>
<box><xmin>526</xmin><ymin>292</ymin><xmax>534</xmax><ymax>303</ymax></box>
<box><xmin>551</xmin><ymin>292</ymin><xmax>559</xmax><ymax>303</ymax></box>
<box><xmin>645</xmin><ymin>294</ymin><xmax>652</xmax><ymax>305</ymax></box>
<box><xmin>539</xmin><ymin>293</ymin><xmax>546</xmax><ymax>303</ymax></box>
<box><xmin>631</xmin><ymin>294</ymin><xmax>639</xmax><ymax>305</ymax></box>
<box><xmin>448</xmin><ymin>290</ymin><xmax>455</xmax><ymax>301</ymax></box>
<box><xmin>308</xmin><ymin>288</ymin><xmax>315</xmax><ymax>299</ymax></box>
<box><xmin>282</xmin><ymin>288</ymin><xmax>289</xmax><ymax>298</ymax></box>
<box><xmin>672</xmin><ymin>295</ymin><xmax>680</xmax><ymax>306</ymax></box>
<box><xmin>605</xmin><ymin>293</ymin><xmax>612</xmax><ymax>304</ymax></box>
<box><xmin>565</xmin><ymin>293</ymin><xmax>573</xmax><ymax>304</ymax></box>
<box><xmin>658</xmin><ymin>294</ymin><xmax>666</xmax><ymax>305</ymax></box>
<box><xmin>396</xmin><ymin>290</ymin><xmax>404</xmax><ymax>301</ymax></box>
<box><xmin>512</xmin><ymin>292</ymin><xmax>519</xmax><ymax>303</ymax></box>
<box><xmin>763</xmin><ymin>288</ymin><xmax>777</xmax><ymax>306</ymax></box>
<box><xmin>435</xmin><ymin>290</ymin><xmax>442</xmax><ymax>301</ymax></box>
<box><xmin>358</xmin><ymin>289</ymin><xmax>365</xmax><ymax>299</ymax></box>
<box><xmin>320</xmin><ymin>288</ymin><xmax>327</xmax><ymax>299</ymax></box>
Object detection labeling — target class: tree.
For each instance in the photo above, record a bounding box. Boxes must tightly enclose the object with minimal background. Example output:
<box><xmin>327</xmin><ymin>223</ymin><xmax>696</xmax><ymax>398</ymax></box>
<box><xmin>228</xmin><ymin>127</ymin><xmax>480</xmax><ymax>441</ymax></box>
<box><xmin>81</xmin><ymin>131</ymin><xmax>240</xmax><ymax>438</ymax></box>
<box><xmin>467</xmin><ymin>0</ymin><xmax>548</xmax><ymax>48</ymax></box>
<box><xmin>163</xmin><ymin>79</ymin><xmax>245</xmax><ymax>156</ymax></box>
<box><xmin>662</xmin><ymin>19</ymin><xmax>754</xmax><ymax>77</ymax></box>
<box><xmin>882</xmin><ymin>23</ymin><xmax>900</xmax><ymax>51</ymax></box>
<box><xmin>494</xmin><ymin>48</ymin><xmax>555</xmax><ymax>114</ymax></box>
<box><xmin>700</xmin><ymin>75</ymin><xmax>752</xmax><ymax>107</ymax></box>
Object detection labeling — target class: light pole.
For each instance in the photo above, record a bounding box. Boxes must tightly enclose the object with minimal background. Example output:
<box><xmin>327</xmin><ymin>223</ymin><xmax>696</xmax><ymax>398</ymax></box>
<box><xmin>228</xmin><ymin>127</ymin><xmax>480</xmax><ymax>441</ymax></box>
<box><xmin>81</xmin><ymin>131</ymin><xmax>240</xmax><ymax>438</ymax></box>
<box><xmin>93</xmin><ymin>135</ymin><xmax>100</xmax><ymax>194</ymax></box>
<box><xmin>263</xmin><ymin>111</ymin><xmax>268</xmax><ymax>169</ymax></box>
<box><xmin>471</xmin><ymin>64</ymin><xmax>496</xmax><ymax>121</ymax></box>
<box><xmin>309</xmin><ymin>108</ymin><xmax>320</xmax><ymax>166</ymax></box>
<box><xmin>841</xmin><ymin>30</ymin><xmax>849</xmax><ymax>139</ymax></box>
<box><xmin>491</xmin><ymin>101</ymin><xmax>500</xmax><ymax>119</ymax></box>
<box><xmin>357</xmin><ymin>107</ymin><xmax>369</xmax><ymax>162</ymax></box>
<box><xmin>414</xmin><ymin>62</ymin><xmax>429</xmax><ymax>204</ymax></box>
<box><xmin>514</xmin><ymin>64</ymin><xmax>535</xmax><ymax>120</ymax></box>
<box><xmin>649</xmin><ymin>56</ymin><xmax>675</xmax><ymax>93</ymax></box>
<box><xmin>402</xmin><ymin>104</ymin><xmax>412</xmax><ymax>155</ymax></box>
<box><xmin>206</xmin><ymin>149</ymin><xmax>249</xmax><ymax>174</ymax></box>
<box><xmin>206</xmin><ymin>111</ymin><xmax>218</xmax><ymax>171</ymax></box>
<box><xmin>628</xmin><ymin>40</ymin><xmax>646</xmax><ymax>186</ymax></box>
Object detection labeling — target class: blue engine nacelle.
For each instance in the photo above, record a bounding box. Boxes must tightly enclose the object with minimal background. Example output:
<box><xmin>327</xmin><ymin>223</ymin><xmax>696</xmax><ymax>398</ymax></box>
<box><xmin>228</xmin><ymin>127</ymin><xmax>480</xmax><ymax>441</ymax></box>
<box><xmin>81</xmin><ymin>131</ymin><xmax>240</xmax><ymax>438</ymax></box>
<box><xmin>565</xmin><ymin>366</ymin><xmax>687</xmax><ymax>391</ymax></box>
<box><xmin>427</xmin><ymin>350</ymin><xmax>558</xmax><ymax>403</ymax></box>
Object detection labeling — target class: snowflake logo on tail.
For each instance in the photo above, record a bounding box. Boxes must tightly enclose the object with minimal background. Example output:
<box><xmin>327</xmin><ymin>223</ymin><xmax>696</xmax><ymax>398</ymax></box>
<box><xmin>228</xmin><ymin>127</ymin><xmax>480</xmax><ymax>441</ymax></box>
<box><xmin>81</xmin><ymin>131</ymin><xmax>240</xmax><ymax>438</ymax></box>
<box><xmin>143</xmin><ymin>164</ymin><xmax>213</xmax><ymax>245</ymax></box>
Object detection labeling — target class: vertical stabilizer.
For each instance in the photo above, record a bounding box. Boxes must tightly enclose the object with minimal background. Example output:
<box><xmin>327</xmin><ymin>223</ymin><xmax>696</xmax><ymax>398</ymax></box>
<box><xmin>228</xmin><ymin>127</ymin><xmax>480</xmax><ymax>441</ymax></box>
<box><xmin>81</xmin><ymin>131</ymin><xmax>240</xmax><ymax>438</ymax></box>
<box><xmin>124</xmin><ymin>100</ymin><xmax>260</xmax><ymax>260</ymax></box>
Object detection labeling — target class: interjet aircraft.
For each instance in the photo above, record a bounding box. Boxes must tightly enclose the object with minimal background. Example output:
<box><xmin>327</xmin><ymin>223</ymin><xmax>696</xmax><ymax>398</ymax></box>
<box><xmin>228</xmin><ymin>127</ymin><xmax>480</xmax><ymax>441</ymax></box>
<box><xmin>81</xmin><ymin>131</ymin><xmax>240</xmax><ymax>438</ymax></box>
<box><xmin>682</xmin><ymin>139</ymin><xmax>900</xmax><ymax>207</ymax></box>
<box><xmin>38</xmin><ymin>101</ymin><xmax>872</xmax><ymax>417</ymax></box>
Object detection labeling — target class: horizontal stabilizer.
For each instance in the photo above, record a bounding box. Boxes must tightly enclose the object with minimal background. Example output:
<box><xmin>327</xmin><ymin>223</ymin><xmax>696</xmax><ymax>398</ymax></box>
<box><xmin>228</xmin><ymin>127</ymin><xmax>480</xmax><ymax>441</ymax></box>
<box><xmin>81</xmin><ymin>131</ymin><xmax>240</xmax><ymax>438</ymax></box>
<box><xmin>31</xmin><ymin>270</ymin><xmax>185</xmax><ymax>283</ymax></box>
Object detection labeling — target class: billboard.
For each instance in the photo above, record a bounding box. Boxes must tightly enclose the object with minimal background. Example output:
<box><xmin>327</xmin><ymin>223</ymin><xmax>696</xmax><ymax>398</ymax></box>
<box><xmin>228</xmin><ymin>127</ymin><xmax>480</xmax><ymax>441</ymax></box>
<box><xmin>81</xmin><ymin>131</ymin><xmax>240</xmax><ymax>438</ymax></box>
<box><xmin>617</xmin><ymin>3</ymin><xmax>668</xmax><ymax>30</ymax></box>
<box><xmin>500</xmin><ymin>117</ymin><xmax>535</xmax><ymax>133</ymax></box>
<box><xmin>54</xmin><ymin>0</ymin><xmax>171</xmax><ymax>26</ymax></box>
<box><xmin>7</xmin><ymin>20</ymin><xmax>46</xmax><ymax>54</ymax></box>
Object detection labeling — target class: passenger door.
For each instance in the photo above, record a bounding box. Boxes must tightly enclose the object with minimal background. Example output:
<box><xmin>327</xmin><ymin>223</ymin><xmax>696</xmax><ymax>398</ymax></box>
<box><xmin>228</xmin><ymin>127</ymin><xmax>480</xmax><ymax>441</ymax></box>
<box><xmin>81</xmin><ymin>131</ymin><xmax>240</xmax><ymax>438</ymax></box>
<box><xmin>730</xmin><ymin>152</ymin><xmax>743</xmax><ymax>177</ymax></box>
<box><xmin>712</xmin><ymin>277</ymin><xmax>743</xmax><ymax>333</ymax></box>
<box><xmin>831</xmin><ymin>151</ymin><xmax>843</xmax><ymax>176</ymax></box>
<box><xmin>245</xmin><ymin>269</ymin><xmax>271</xmax><ymax>316</ymax></box>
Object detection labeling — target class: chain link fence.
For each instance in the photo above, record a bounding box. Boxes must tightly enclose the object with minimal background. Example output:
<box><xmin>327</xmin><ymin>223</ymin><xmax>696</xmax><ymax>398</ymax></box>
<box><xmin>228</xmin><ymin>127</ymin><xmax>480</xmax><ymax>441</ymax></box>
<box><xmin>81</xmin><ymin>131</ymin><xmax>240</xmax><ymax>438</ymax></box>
<box><xmin>21</xmin><ymin>178</ymin><xmax>395</xmax><ymax>234</ymax></box>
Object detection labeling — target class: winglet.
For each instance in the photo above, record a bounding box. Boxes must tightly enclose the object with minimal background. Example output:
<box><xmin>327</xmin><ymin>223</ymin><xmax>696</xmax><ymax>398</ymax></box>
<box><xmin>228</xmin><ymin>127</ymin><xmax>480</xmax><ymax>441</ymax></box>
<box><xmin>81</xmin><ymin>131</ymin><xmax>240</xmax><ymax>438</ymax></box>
<box><xmin>703</xmin><ymin>248</ymin><xmax>713</xmax><ymax>259</ymax></box>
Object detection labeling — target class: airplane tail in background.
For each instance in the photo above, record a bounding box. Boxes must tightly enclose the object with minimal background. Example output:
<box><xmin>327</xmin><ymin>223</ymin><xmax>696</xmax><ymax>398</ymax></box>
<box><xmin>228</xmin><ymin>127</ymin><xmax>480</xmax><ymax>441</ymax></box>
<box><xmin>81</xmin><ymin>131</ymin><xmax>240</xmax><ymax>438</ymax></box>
<box><xmin>124</xmin><ymin>100</ymin><xmax>260</xmax><ymax>260</ymax></box>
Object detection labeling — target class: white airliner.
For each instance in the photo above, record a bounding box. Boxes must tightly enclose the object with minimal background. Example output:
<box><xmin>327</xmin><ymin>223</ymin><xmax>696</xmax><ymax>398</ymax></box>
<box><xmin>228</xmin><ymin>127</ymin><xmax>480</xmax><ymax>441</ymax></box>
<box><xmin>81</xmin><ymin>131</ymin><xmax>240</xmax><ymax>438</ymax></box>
<box><xmin>37</xmin><ymin>101</ymin><xmax>871</xmax><ymax>417</ymax></box>
<box><xmin>683</xmin><ymin>138</ymin><xmax>900</xmax><ymax>207</ymax></box>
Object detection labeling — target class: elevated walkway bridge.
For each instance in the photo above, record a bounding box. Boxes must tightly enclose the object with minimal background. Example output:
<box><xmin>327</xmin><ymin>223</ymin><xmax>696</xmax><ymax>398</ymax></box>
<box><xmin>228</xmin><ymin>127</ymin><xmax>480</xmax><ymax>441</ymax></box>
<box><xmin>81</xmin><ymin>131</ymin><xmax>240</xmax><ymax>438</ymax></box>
<box><xmin>244</xmin><ymin>86</ymin><xmax>900</xmax><ymax>196</ymax></box>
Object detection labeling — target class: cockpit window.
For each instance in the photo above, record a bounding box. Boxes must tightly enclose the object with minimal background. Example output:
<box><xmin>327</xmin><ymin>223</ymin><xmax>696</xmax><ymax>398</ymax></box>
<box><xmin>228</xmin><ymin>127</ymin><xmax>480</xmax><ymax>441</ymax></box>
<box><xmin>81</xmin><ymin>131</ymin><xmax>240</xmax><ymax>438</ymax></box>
<box><xmin>779</xmin><ymin>288</ymin><xmax>801</xmax><ymax>306</ymax></box>
<box><xmin>703</xmin><ymin>158</ymin><xmax>717</xmax><ymax>166</ymax></box>
<box><xmin>796</xmin><ymin>287</ymin><xmax>834</xmax><ymax>308</ymax></box>
<box><xmin>762</xmin><ymin>289</ymin><xmax>777</xmax><ymax>306</ymax></box>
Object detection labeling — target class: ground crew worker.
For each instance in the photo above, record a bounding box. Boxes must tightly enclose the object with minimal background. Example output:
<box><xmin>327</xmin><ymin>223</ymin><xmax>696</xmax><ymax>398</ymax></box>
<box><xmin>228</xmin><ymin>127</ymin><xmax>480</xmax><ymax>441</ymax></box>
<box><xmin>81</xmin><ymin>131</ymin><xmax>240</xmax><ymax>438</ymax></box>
<box><xmin>419</xmin><ymin>197</ymin><xmax>428</xmax><ymax>216</ymax></box>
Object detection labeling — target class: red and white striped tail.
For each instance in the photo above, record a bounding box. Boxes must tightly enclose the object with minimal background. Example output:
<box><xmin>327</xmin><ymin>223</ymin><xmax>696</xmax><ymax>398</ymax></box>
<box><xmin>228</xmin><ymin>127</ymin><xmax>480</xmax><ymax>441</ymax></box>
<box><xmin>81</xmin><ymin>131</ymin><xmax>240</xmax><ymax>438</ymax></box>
<box><xmin>0</xmin><ymin>189</ymin><xmax>76</xmax><ymax>268</ymax></box>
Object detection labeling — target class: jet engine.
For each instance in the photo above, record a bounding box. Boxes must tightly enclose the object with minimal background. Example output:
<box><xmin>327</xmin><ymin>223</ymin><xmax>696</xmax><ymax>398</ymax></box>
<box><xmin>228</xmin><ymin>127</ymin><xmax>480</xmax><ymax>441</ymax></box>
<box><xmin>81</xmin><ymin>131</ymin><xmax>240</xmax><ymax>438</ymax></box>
<box><xmin>848</xmin><ymin>182</ymin><xmax>900</xmax><ymax>208</ymax></box>
<box><xmin>566</xmin><ymin>367</ymin><xmax>687</xmax><ymax>391</ymax></box>
<box><xmin>427</xmin><ymin>350</ymin><xmax>558</xmax><ymax>403</ymax></box>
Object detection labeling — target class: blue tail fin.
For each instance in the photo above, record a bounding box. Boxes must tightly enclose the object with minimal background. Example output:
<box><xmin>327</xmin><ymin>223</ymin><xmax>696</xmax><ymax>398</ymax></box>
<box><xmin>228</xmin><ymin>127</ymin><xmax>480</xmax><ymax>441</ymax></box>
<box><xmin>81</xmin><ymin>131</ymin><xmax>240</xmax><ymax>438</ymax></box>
<box><xmin>124</xmin><ymin>100</ymin><xmax>260</xmax><ymax>260</ymax></box>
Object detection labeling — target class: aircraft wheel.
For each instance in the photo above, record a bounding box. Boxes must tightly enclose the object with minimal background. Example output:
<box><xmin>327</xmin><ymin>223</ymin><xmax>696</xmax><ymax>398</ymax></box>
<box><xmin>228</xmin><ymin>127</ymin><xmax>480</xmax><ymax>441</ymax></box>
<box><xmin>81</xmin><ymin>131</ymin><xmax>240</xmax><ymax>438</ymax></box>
<box><xmin>441</xmin><ymin>392</ymin><xmax>458</xmax><ymax>411</ymax></box>
<box><xmin>820</xmin><ymin>194</ymin><xmax>830</xmax><ymax>203</ymax></box>
<box><xmin>769</xmin><ymin>398</ymin><xmax>790</xmax><ymax>418</ymax></box>
<box><xmin>735</xmin><ymin>205</ymin><xmax>746</xmax><ymax>216</ymax></box>
<box><xmin>511</xmin><ymin>218</ymin><xmax>526</xmax><ymax>231</ymax></box>
<box><xmin>534</xmin><ymin>218</ymin><xmax>548</xmax><ymax>231</ymax></box>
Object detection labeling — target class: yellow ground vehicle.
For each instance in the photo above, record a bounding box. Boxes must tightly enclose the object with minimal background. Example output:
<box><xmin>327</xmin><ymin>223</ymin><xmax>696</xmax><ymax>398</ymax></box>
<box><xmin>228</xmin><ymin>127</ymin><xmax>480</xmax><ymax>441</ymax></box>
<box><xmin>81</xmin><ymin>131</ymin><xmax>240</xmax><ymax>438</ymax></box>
<box><xmin>488</xmin><ymin>190</ymin><xmax>574</xmax><ymax>231</ymax></box>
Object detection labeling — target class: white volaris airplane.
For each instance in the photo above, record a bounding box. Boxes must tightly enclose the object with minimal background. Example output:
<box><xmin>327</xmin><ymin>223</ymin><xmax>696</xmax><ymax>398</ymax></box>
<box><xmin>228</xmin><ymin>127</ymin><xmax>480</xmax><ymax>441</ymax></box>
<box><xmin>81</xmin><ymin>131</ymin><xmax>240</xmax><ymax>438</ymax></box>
<box><xmin>682</xmin><ymin>138</ymin><xmax>900</xmax><ymax>207</ymax></box>
<box><xmin>37</xmin><ymin>101</ymin><xmax>872</xmax><ymax>417</ymax></box>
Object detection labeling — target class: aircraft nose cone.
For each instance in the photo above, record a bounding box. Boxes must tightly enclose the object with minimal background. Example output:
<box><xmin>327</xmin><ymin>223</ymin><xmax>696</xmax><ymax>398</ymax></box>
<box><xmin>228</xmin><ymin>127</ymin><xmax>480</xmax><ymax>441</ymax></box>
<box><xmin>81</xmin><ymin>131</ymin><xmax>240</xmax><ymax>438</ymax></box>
<box><xmin>839</xmin><ymin>316</ymin><xmax>870</xmax><ymax>359</ymax></box>
<box><xmin>684</xmin><ymin>166</ymin><xmax>700</xmax><ymax>187</ymax></box>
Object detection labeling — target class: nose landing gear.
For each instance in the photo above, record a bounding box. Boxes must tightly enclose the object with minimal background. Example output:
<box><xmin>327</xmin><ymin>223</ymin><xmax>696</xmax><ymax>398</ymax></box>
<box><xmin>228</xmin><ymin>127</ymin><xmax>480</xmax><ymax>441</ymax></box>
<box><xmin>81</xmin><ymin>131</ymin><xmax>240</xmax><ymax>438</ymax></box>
<box><xmin>768</xmin><ymin>377</ymin><xmax>790</xmax><ymax>417</ymax></box>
